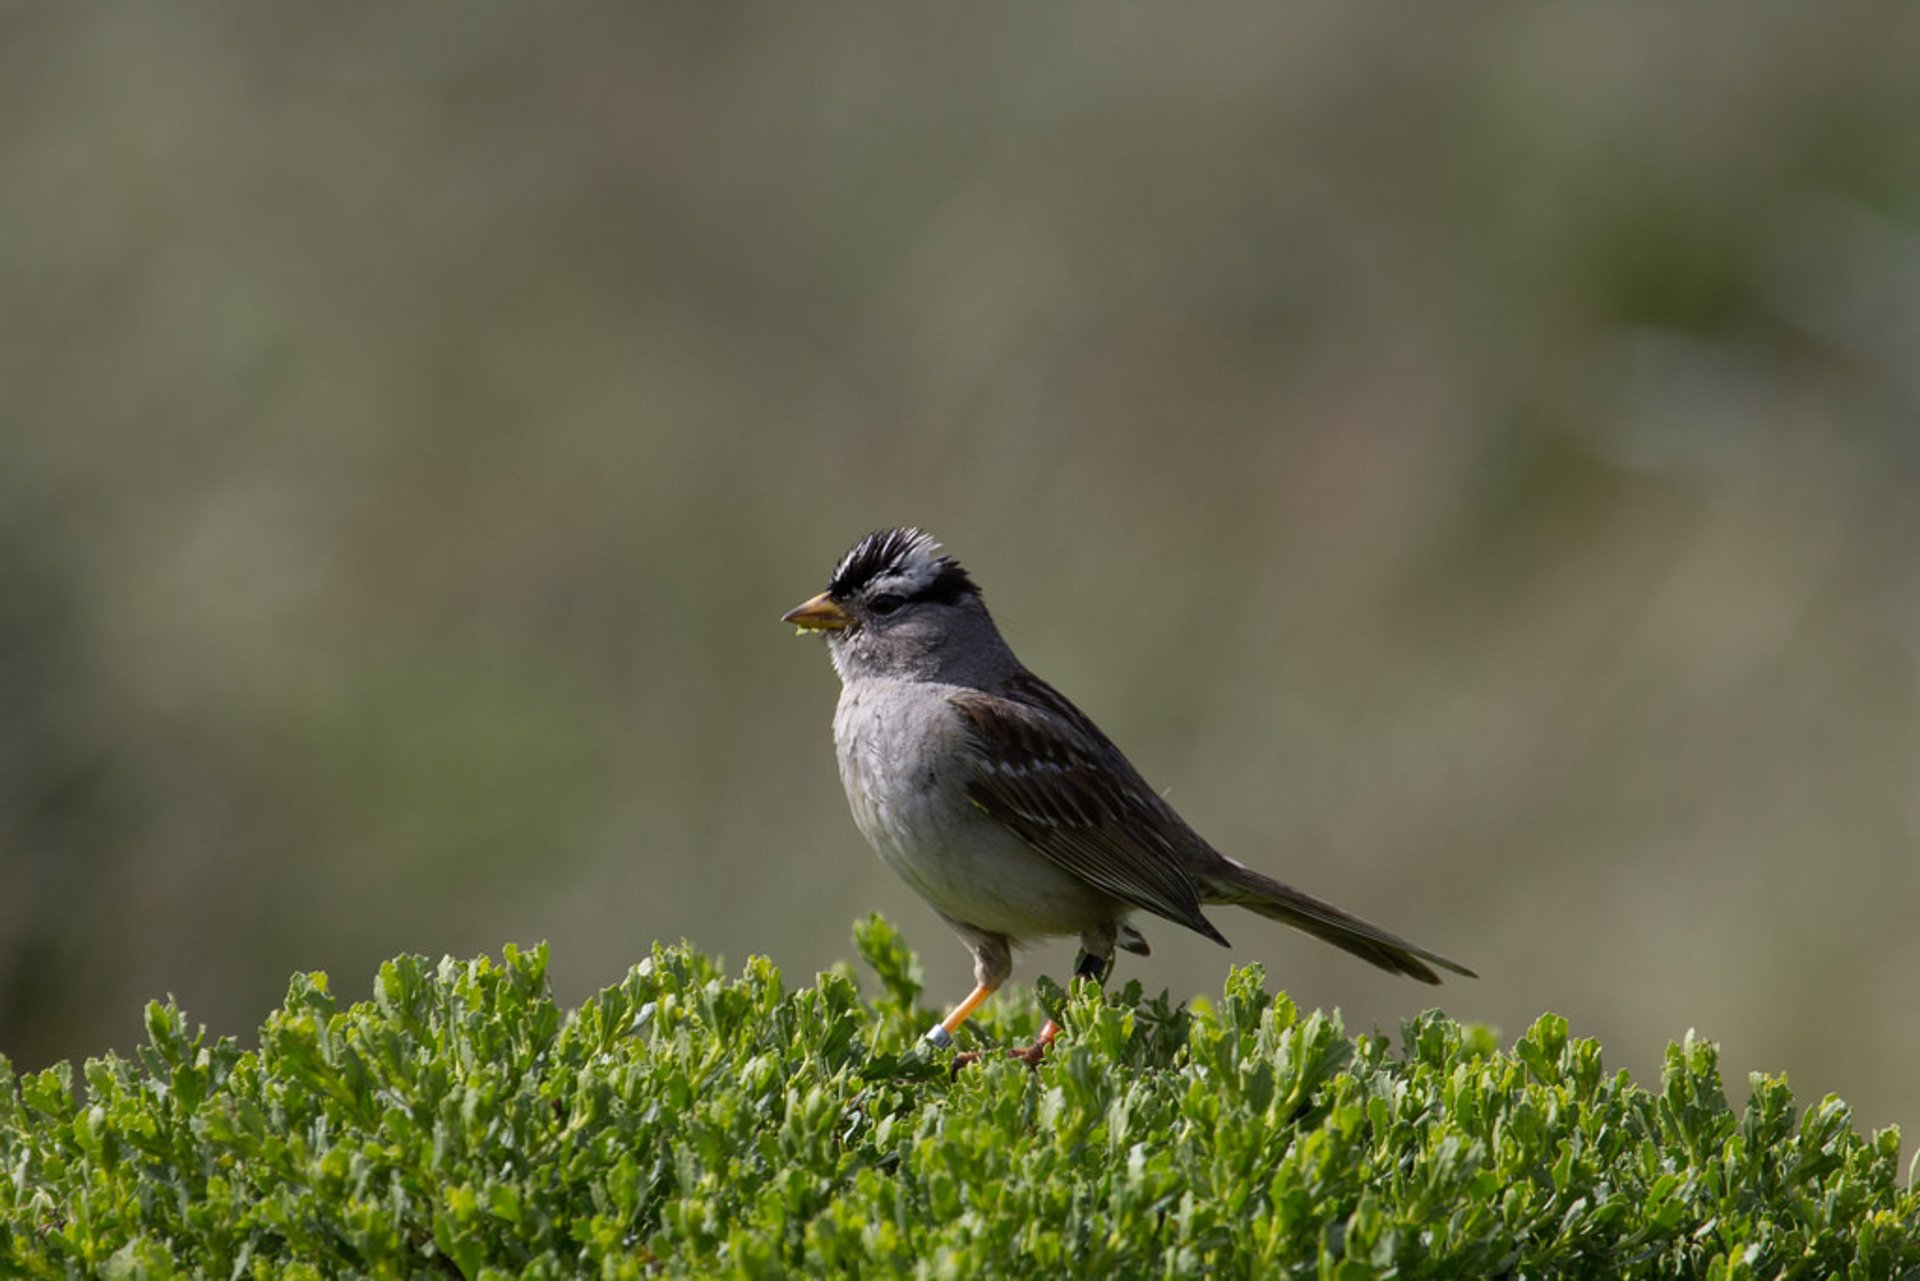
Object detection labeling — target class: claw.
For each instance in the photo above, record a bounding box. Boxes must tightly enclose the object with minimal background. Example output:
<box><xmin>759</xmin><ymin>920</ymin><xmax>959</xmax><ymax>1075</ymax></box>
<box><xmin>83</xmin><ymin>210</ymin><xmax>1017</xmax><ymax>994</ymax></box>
<box><xmin>949</xmin><ymin>1042</ymin><xmax>1049</xmax><ymax>1076</ymax></box>
<box><xmin>1010</xmin><ymin>1041</ymin><xmax>1050</xmax><ymax>1068</ymax></box>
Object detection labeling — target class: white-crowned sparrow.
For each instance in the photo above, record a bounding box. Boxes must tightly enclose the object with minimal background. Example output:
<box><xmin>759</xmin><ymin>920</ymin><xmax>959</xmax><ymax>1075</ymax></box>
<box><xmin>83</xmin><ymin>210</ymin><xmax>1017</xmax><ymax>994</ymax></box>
<box><xmin>784</xmin><ymin>527</ymin><xmax>1472</xmax><ymax>1058</ymax></box>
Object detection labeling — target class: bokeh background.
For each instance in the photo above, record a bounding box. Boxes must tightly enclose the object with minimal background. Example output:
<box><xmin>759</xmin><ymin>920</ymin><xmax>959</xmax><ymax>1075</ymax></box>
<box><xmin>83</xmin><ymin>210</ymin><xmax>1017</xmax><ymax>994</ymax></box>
<box><xmin>4</xmin><ymin>9</ymin><xmax>1918</xmax><ymax>1163</ymax></box>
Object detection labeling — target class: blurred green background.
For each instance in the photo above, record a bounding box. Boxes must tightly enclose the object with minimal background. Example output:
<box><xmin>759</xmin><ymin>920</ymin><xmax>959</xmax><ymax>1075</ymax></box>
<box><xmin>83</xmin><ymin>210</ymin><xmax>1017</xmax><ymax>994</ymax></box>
<box><xmin>4</xmin><ymin>9</ymin><xmax>1918</xmax><ymax>1159</ymax></box>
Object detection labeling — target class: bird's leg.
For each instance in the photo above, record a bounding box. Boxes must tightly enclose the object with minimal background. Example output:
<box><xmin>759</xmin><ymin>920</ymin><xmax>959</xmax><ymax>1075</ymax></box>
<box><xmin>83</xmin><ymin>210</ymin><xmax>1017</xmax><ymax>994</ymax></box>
<box><xmin>1011</xmin><ymin>948</ymin><xmax>1113</xmax><ymax>1066</ymax></box>
<box><xmin>930</xmin><ymin>935</ymin><xmax>1013</xmax><ymax>1069</ymax></box>
<box><xmin>922</xmin><ymin>981</ymin><xmax>998</xmax><ymax>1050</ymax></box>
<box><xmin>1073</xmin><ymin>948</ymin><xmax>1115</xmax><ymax>984</ymax></box>
<box><xmin>932</xmin><ymin>985</ymin><xmax>1001</xmax><ymax>1075</ymax></box>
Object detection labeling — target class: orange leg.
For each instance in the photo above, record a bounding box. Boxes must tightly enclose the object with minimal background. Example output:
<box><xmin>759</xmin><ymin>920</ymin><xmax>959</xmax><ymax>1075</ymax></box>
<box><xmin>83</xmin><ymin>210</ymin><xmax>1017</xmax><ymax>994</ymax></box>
<box><xmin>1009</xmin><ymin>1019</ymin><xmax>1063</xmax><ymax>1066</ymax></box>
<box><xmin>938</xmin><ymin>949</ymin><xmax>1112</xmax><ymax>1068</ymax></box>
<box><xmin>923</xmin><ymin>981</ymin><xmax>998</xmax><ymax>1049</ymax></box>
<box><xmin>1010</xmin><ymin>950</ymin><xmax>1108</xmax><ymax>1065</ymax></box>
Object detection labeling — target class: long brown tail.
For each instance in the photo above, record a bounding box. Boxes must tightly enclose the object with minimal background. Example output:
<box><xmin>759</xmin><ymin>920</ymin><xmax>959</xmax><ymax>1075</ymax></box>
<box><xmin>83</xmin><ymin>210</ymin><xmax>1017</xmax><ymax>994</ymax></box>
<box><xmin>1200</xmin><ymin>858</ymin><xmax>1475</xmax><ymax>985</ymax></box>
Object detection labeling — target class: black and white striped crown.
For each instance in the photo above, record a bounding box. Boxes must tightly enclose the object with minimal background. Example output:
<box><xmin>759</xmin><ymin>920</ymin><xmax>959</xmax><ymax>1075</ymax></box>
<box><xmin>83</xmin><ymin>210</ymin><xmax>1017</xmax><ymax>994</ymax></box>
<box><xmin>828</xmin><ymin>527</ymin><xmax>979</xmax><ymax>605</ymax></box>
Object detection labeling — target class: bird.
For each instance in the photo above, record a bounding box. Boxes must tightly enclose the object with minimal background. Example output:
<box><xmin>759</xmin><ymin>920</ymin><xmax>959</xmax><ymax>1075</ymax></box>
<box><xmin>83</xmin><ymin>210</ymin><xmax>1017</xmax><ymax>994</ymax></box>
<box><xmin>782</xmin><ymin>527</ymin><xmax>1473</xmax><ymax>1062</ymax></box>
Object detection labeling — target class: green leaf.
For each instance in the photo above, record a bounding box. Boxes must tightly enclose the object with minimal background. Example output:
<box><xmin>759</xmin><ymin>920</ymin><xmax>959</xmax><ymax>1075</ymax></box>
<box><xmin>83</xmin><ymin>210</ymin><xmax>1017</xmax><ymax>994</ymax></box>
<box><xmin>1</xmin><ymin>923</ymin><xmax>1914</xmax><ymax>1278</ymax></box>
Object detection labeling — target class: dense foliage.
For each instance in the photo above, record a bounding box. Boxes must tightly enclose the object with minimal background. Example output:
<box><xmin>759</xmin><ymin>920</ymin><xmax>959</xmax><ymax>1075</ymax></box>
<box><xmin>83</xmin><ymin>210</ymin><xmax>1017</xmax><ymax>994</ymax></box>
<box><xmin>3</xmin><ymin>918</ymin><xmax>1915</xmax><ymax>1278</ymax></box>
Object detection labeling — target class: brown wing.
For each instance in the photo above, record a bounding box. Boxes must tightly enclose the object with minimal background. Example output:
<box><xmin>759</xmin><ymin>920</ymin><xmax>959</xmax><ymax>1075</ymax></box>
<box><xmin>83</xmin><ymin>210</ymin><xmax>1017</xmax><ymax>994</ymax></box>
<box><xmin>948</xmin><ymin>674</ymin><xmax>1229</xmax><ymax>946</ymax></box>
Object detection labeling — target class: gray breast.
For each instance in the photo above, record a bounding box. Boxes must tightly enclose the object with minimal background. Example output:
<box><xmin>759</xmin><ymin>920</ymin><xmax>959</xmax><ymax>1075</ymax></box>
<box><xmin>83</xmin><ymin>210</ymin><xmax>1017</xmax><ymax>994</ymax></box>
<box><xmin>831</xmin><ymin>679</ymin><xmax>1120</xmax><ymax>940</ymax></box>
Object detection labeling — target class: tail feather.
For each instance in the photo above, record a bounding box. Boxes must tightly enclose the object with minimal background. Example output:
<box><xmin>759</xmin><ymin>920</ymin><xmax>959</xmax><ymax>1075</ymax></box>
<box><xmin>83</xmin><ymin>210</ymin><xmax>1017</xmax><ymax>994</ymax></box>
<box><xmin>1201</xmin><ymin>859</ymin><xmax>1475</xmax><ymax>985</ymax></box>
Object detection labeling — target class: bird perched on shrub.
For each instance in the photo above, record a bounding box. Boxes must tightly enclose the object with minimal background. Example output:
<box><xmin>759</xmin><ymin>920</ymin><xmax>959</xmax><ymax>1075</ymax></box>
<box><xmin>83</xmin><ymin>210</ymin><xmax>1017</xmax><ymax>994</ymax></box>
<box><xmin>784</xmin><ymin>527</ymin><xmax>1472</xmax><ymax>1062</ymax></box>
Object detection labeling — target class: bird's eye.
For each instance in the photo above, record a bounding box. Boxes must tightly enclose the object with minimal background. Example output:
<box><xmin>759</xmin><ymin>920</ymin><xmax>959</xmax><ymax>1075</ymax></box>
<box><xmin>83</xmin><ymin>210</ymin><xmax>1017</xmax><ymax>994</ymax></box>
<box><xmin>868</xmin><ymin>593</ymin><xmax>906</xmax><ymax>616</ymax></box>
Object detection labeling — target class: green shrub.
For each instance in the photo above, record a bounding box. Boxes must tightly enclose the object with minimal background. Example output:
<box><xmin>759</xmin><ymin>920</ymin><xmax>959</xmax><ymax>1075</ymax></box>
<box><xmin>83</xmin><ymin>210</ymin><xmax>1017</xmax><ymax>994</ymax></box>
<box><xmin>3</xmin><ymin>917</ymin><xmax>1915</xmax><ymax>1278</ymax></box>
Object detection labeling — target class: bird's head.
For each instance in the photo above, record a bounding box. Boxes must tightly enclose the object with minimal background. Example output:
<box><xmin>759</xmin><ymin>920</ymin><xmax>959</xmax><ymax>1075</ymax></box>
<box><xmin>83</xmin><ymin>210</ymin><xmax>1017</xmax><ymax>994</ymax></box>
<box><xmin>783</xmin><ymin>527</ymin><xmax>1009</xmax><ymax>683</ymax></box>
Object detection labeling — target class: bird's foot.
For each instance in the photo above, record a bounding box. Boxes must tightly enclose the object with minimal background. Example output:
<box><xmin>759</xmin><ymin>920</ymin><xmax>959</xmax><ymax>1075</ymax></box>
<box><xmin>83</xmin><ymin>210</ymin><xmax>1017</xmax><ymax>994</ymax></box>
<box><xmin>1009</xmin><ymin>1040</ymin><xmax>1050</xmax><ymax>1068</ymax></box>
<box><xmin>948</xmin><ymin>1019</ymin><xmax>1061</xmax><ymax>1074</ymax></box>
<box><xmin>948</xmin><ymin>1042</ymin><xmax>1049</xmax><ymax>1075</ymax></box>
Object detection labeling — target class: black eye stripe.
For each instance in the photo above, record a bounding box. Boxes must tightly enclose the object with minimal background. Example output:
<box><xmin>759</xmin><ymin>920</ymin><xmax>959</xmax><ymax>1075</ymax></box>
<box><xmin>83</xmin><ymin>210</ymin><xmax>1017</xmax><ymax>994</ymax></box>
<box><xmin>912</xmin><ymin>573</ymin><xmax>973</xmax><ymax>607</ymax></box>
<box><xmin>839</xmin><ymin>566</ymin><xmax>977</xmax><ymax>612</ymax></box>
<box><xmin>865</xmin><ymin>570</ymin><xmax>972</xmax><ymax>615</ymax></box>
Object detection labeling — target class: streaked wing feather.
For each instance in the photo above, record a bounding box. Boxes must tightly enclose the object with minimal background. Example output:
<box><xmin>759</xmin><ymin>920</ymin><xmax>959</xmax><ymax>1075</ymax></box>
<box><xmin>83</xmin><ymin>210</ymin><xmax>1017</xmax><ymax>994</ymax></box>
<box><xmin>949</xmin><ymin>680</ymin><xmax>1225</xmax><ymax>943</ymax></box>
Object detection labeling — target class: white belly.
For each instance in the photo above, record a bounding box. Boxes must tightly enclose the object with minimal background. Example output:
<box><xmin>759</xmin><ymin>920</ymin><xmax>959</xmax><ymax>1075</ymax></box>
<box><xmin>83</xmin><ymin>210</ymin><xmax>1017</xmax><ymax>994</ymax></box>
<box><xmin>834</xmin><ymin>679</ymin><xmax>1114</xmax><ymax>941</ymax></box>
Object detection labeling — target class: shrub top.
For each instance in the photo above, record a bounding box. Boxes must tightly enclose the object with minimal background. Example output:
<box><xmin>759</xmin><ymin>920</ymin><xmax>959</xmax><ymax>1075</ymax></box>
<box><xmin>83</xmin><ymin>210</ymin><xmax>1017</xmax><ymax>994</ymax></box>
<box><xmin>3</xmin><ymin>916</ymin><xmax>1915</xmax><ymax>1278</ymax></box>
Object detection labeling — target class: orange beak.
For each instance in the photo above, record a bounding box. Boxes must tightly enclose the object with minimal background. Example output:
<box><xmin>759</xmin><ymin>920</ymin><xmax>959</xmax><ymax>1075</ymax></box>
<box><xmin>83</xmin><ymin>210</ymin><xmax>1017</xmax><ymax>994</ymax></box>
<box><xmin>782</xmin><ymin>592</ymin><xmax>852</xmax><ymax>633</ymax></box>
